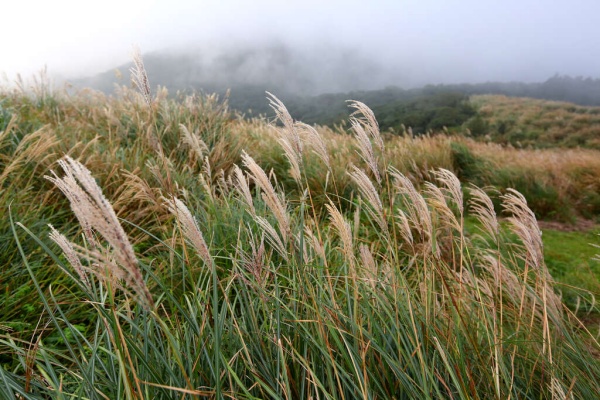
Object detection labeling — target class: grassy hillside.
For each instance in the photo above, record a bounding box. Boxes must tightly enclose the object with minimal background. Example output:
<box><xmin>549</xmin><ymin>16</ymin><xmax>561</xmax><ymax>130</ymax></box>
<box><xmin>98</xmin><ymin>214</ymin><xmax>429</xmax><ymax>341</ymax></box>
<box><xmin>1</xmin><ymin>70</ymin><xmax>600</xmax><ymax>398</ymax></box>
<box><xmin>469</xmin><ymin>95</ymin><xmax>600</xmax><ymax>149</ymax></box>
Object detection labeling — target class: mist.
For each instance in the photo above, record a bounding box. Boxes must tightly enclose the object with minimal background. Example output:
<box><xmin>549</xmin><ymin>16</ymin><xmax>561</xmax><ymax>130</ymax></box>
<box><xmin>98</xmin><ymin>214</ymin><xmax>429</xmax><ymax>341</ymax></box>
<box><xmin>3</xmin><ymin>0</ymin><xmax>600</xmax><ymax>93</ymax></box>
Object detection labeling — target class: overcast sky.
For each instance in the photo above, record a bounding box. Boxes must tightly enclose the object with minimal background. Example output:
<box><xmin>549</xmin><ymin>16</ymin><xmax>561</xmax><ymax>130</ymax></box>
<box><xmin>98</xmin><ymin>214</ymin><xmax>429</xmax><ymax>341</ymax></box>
<box><xmin>3</xmin><ymin>0</ymin><xmax>600</xmax><ymax>88</ymax></box>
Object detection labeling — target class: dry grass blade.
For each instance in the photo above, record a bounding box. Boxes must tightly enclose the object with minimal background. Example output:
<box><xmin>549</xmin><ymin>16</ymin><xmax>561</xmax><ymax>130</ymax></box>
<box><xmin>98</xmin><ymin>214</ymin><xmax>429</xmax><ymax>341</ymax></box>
<box><xmin>45</xmin><ymin>156</ymin><xmax>153</xmax><ymax>309</ymax></box>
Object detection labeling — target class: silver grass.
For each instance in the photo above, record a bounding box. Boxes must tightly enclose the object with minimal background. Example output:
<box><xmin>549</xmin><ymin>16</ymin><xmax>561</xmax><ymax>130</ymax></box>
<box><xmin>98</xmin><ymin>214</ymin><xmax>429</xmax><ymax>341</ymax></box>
<box><xmin>326</xmin><ymin>201</ymin><xmax>355</xmax><ymax>270</ymax></box>
<box><xmin>200</xmin><ymin>156</ymin><xmax>215</xmax><ymax>202</ymax></box>
<box><xmin>232</xmin><ymin>165</ymin><xmax>256</xmax><ymax>215</ymax></box>
<box><xmin>304</xmin><ymin>226</ymin><xmax>326</xmax><ymax>262</ymax></box>
<box><xmin>48</xmin><ymin>225</ymin><xmax>89</xmax><ymax>287</ymax></box>
<box><xmin>267</xmin><ymin>92</ymin><xmax>302</xmax><ymax>155</ymax></box>
<box><xmin>295</xmin><ymin>122</ymin><xmax>331</xmax><ymax>170</ymax></box>
<box><xmin>254</xmin><ymin>216</ymin><xmax>289</xmax><ymax>262</ymax></box>
<box><xmin>241</xmin><ymin>151</ymin><xmax>290</xmax><ymax>239</ymax></box>
<box><xmin>480</xmin><ymin>251</ymin><xmax>521</xmax><ymax>300</ymax></box>
<box><xmin>390</xmin><ymin>167</ymin><xmax>432</xmax><ymax>245</ymax></box>
<box><xmin>396</xmin><ymin>209</ymin><xmax>414</xmax><ymax>249</ymax></box>
<box><xmin>180</xmin><ymin>124</ymin><xmax>208</xmax><ymax>163</ymax></box>
<box><xmin>351</xmin><ymin>120</ymin><xmax>381</xmax><ymax>184</ymax></box>
<box><xmin>278</xmin><ymin>133</ymin><xmax>302</xmax><ymax>183</ymax></box>
<box><xmin>359</xmin><ymin>244</ymin><xmax>377</xmax><ymax>289</ymax></box>
<box><xmin>348</xmin><ymin>165</ymin><xmax>388</xmax><ymax>235</ymax></box>
<box><xmin>163</xmin><ymin>196</ymin><xmax>212</xmax><ymax>267</ymax></box>
<box><xmin>501</xmin><ymin>189</ymin><xmax>543</xmax><ymax>269</ymax></box>
<box><xmin>239</xmin><ymin>233</ymin><xmax>269</xmax><ymax>287</ymax></box>
<box><xmin>347</xmin><ymin>100</ymin><xmax>384</xmax><ymax>150</ymax></box>
<box><xmin>130</xmin><ymin>47</ymin><xmax>152</xmax><ymax>107</ymax></box>
<box><xmin>432</xmin><ymin>168</ymin><xmax>464</xmax><ymax>215</ymax></box>
<box><xmin>45</xmin><ymin>156</ymin><xmax>153</xmax><ymax>309</ymax></box>
<box><xmin>501</xmin><ymin>190</ymin><xmax>563</xmax><ymax>323</ymax></box>
<box><xmin>469</xmin><ymin>186</ymin><xmax>499</xmax><ymax>240</ymax></box>
<box><xmin>424</xmin><ymin>182</ymin><xmax>460</xmax><ymax>231</ymax></box>
<box><xmin>267</xmin><ymin>92</ymin><xmax>303</xmax><ymax>184</ymax></box>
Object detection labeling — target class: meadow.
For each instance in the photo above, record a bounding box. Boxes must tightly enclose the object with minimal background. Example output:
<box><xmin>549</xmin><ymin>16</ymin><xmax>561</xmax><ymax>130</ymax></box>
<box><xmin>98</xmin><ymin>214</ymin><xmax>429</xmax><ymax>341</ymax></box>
<box><xmin>1</xmin><ymin>63</ymin><xmax>599</xmax><ymax>398</ymax></box>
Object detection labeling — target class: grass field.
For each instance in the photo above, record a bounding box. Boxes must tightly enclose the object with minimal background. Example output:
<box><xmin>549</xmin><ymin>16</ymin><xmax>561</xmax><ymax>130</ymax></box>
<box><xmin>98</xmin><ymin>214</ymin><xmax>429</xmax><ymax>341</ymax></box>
<box><xmin>470</xmin><ymin>95</ymin><xmax>600</xmax><ymax>149</ymax></box>
<box><xmin>1</xmin><ymin>65</ymin><xmax>599</xmax><ymax>398</ymax></box>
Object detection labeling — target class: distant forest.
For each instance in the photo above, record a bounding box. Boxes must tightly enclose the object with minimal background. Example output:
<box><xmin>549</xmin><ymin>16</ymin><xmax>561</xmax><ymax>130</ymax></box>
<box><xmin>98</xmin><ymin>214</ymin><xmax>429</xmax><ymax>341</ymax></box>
<box><xmin>235</xmin><ymin>75</ymin><xmax>600</xmax><ymax>134</ymax></box>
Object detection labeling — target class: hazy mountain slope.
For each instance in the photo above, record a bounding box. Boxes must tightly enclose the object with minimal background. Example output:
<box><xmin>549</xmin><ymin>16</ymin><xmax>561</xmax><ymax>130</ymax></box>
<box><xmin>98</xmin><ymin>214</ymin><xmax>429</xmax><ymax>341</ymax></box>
<box><xmin>71</xmin><ymin>47</ymin><xmax>600</xmax><ymax>128</ymax></box>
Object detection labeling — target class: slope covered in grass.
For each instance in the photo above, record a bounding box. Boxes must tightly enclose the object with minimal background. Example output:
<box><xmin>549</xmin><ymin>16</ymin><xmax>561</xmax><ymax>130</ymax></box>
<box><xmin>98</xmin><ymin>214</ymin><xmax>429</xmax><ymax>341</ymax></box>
<box><xmin>1</xmin><ymin>73</ymin><xmax>600</xmax><ymax>398</ymax></box>
<box><xmin>469</xmin><ymin>94</ymin><xmax>600</xmax><ymax>149</ymax></box>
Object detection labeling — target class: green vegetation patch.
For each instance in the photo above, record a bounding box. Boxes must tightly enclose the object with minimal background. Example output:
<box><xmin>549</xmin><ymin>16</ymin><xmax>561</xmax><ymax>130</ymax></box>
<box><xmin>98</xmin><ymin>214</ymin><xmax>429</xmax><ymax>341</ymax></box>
<box><xmin>542</xmin><ymin>227</ymin><xmax>600</xmax><ymax>310</ymax></box>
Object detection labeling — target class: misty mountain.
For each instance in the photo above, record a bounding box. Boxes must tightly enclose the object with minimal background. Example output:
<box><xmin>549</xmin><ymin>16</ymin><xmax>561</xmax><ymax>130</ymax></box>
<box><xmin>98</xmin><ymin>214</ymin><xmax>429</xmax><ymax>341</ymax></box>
<box><xmin>72</xmin><ymin>46</ymin><xmax>600</xmax><ymax>126</ymax></box>
<box><xmin>72</xmin><ymin>44</ymin><xmax>396</xmax><ymax>99</ymax></box>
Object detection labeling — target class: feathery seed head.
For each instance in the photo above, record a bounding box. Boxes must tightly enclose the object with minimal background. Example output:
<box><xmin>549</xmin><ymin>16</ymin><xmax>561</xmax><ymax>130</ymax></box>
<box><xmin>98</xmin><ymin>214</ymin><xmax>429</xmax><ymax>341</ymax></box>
<box><xmin>45</xmin><ymin>156</ymin><xmax>153</xmax><ymax>309</ymax></box>
<box><xmin>130</xmin><ymin>47</ymin><xmax>153</xmax><ymax>107</ymax></box>
<box><xmin>163</xmin><ymin>196</ymin><xmax>212</xmax><ymax>266</ymax></box>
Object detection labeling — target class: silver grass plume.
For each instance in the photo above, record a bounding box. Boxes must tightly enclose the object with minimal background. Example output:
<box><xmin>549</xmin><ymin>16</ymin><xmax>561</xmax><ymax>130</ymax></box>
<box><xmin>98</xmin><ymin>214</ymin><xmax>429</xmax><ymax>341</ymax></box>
<box><xmin>241</xmin><ymin>151</ymin><xmax>290</xmax><ymax>240</ymax></box>
<box><xmin>267</xmin><ymin>92</ymin><xmax>303</xmax><ymax>184</ymax></box>
<box><xmin>295</xmin><ymin>121</ymin><xmax>331</xmax><ymax>171</ymax></box>
<box><xmin>469</xmin><ymin>186</ymin><xmax>499</xmax><ymax>241</ymax></box>
<box><xmin>501</xmin><ymin>189</ymin><xmax>563</xmax><ymax>323</ymax></box>
<box><xmin>424</xmin><ymin>182</ymin><xmax>460</xmax><ymax>231</ymax></box>
<box><xmin>48</xmin><ymin>225</ymin><xmax>89</xmax><ymax>288</ymax></box>
<box><xmin>347</xmin><ymin>100</ymin><xmax>384</xmax><ymax>150</ymax></box>
<box><xmin>130</xmin><ymin>47</ymin><xmax>152</xmax><ymax>107</ymax></box>
<box><xmin>254</xmin><ymin>216</ymin><xmax>289</xmax><ymax>262</ymax></box>
<box><xmin>180</xmin><ymin>124</ymin><xmax>208</xmax><ymax>163</ymax></box>
<box><xmin>304</xmin><ymin>225</ymin><xmax>326</xmax><ymax>262</ymax></box>
<box><xmin>163</xmin><ymin>196</ymin><xmax>212</xmax><ymax>267</ymax></box>
<box><xmin>389</xmin><ymin>167</ymin><xmax>432</xmax><ymax>245</ymax></box>
<box><xmin>239</xmin><ymin>233</ymin><xmax>269</xmax><ymax>287</ymax></box>
<box><xmin>396</xmin><ymin>209</ymin><xmax>414</xmax><ymax>250</ymax></box>
<box><xmin>45</xmin><ymin>156</ymin><xmax>153</xmax><ymax>309</ymax></box>
<box><xmin>359</xmin><ymin>244</ymin><xmax>378</xmax><ymax>289</ymax></box>
<box><xmin>326</xmin><ymin>201</ymin><xmax>355</xmax><ymax>271</ymax></box>
<box><xmin>432</xmin><ymin>169</ymin><xmax>463</xmax><ymax>215</ymax></box>
<box><xmin>232</xmin><ymin>165</ymin><xmax>255</xmax><ymax>215</ymax></box>
<box><xmin>501</xmin><ymin>189</ymin><xmax>543</xmax><ymax>269</ymax></box>
<box><xmin>348</xmin><ymin>165</ymin><xmax>388</xmax><ymax>235</ymax></box>
<box><xmin>351</xmin><ymin>119</ymin><xmax>381</xmax><ymax>184</ymax></box>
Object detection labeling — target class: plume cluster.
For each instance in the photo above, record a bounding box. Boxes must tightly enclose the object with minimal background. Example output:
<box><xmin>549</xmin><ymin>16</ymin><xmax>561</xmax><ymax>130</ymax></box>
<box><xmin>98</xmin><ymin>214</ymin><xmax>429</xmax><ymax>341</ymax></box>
<box><xmin>45</xmin><ymin>156</ymin><xmax>153</xmax><ymax>309</ymax></box>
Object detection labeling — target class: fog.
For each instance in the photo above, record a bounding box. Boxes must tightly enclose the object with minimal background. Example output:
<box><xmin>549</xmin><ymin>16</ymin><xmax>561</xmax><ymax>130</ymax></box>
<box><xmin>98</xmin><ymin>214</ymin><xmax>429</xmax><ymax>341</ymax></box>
<box><xmin>3</xmin><ymin>0</ymin><xmax>600</xmax><ymax>92</ymax></box>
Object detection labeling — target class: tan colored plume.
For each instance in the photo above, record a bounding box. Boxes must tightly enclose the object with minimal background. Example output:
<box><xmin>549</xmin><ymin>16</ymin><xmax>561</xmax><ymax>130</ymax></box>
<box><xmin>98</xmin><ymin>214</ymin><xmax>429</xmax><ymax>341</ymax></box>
<box><xmin>45</xmin><ymin>156</ymin><xmax>153</xmax><ymax>309</ymax></box>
